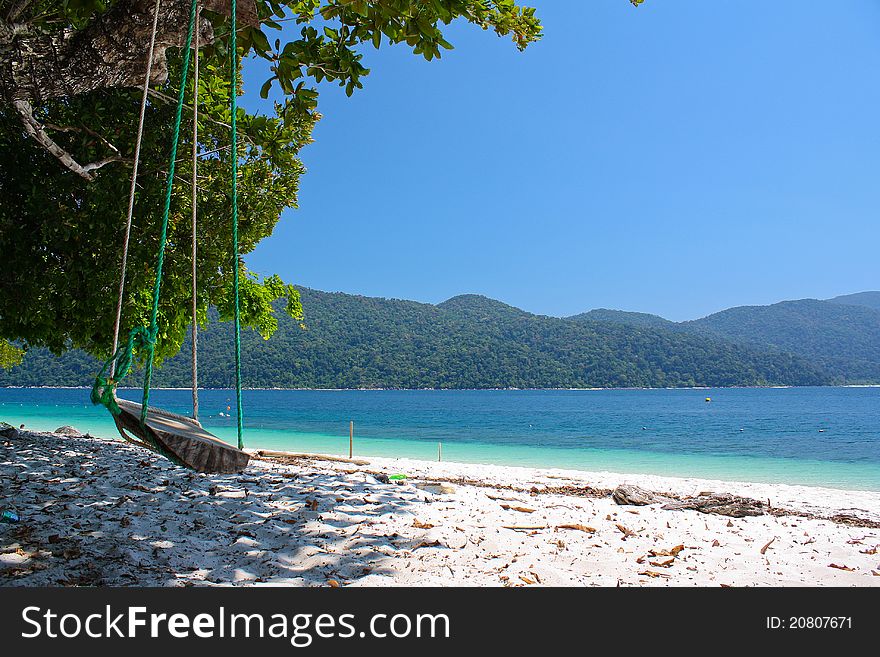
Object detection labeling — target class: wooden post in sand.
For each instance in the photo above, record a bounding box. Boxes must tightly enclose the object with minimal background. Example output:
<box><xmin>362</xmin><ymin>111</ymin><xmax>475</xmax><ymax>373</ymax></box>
<box><xmin>438</xmin><ymin>442</ymin><xmax>442</xmax><ymax>462</ymax></box>
<box><xmin>349</xmin><ymin>421</ymin><xmax>353</xmax><ymax>458</ymax></box>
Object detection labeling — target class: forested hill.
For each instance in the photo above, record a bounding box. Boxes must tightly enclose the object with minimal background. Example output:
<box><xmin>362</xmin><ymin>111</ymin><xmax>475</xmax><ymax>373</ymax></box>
<box><xmin>569</xmin><ymin>309</ymin><xmax>674</xmax><ymax>330</ymax></box>
<box><xmin>827</xmin><ymin>291</ymin><xmax>880</xmax><ymax>312</ymax></box>
<box><xmin>683</xmin><ymin>300</ymin><xmax>880</xmax><ymax>381</ymax></box>
<box><xmin>0</xmin><ymin>288</ymin><xmax>833</xmax><ymax>389</ymax></box>
<box><xmin>568</xmin><ymin>293</ymin><xmax>880</xmax><ymax>382</ymax></box>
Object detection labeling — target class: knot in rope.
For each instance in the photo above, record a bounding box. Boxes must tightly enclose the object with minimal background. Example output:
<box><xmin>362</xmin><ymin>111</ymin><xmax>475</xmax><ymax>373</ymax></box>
<box><xmin>91</xmin><ymin>325</ymin><xmax>157</xmax><ymax>416</ymax></box>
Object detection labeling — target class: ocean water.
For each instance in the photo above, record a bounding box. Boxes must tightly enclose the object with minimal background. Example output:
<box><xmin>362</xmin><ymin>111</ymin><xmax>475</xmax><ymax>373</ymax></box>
<box><xmin>1</xmin><ymin>387</ymin><xmax>878</xmax><ymax>491</ymax></box>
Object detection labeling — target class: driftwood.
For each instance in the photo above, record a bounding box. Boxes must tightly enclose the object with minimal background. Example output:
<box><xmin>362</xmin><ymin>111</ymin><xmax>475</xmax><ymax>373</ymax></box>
<box><xmin>502</xmin><ymin>525</ymin><xmax>547</xmax><ymax>531</ymax></box>
<box><xmin>415</xmin><ymin>482</ymin><xmax>456</xmax><ymax>495</ymax></box>
<box><xmin>662</xmin><ymin>493</ymin><xmax>765</xmax><ymax>518</ymax></box>
<box><xmin>251</xmin><ymin>450</ymin><xmax>370</xmax><ymax>466</ymax></box>
<box><xmin>612</xmin><ymin>484</ymin><xmax>660</xmax><ymax>506</ymax></box>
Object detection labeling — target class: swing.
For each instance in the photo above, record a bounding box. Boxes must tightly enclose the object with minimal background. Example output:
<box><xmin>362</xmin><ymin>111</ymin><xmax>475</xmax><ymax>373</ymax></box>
<box><xmin>91</xmin><ymin>0</ymin><xmax>248</xmax><ymax>474</ymax></box>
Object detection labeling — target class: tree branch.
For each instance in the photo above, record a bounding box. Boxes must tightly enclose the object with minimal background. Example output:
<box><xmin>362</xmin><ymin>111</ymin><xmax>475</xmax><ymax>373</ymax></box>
<box><xmin>13</xmin><ymin>99</ymin><xmax>127</xmax><ymax>180</ymax></box>
<box><xmin>43</xmin><ymin>121</ymin><xmax>122</xmax><ymax>155</ymax></box>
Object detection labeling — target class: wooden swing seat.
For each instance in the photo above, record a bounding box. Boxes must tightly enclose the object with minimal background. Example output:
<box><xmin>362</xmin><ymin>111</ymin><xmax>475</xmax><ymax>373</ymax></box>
<box><xmin>113</xmin><ymin>397</ymin><xmax>249</xmax><ymax>474</ymax></box>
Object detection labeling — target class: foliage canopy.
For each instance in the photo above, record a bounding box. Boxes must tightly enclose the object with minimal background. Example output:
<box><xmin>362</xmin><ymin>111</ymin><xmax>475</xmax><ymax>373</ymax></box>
<box><xmin>0</xmin><ymin>0</ymin><xmax>544</xmax><ymax>363</ymax></box>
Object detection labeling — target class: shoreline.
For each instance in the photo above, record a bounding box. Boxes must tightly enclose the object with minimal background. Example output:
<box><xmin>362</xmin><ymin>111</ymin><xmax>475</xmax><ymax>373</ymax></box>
<box><xmin>2</xmin><ymin>428</ymin><xmax>878</xmax><ymax>587</ymax></box>
<box><xmin>290</xmin><ymin>452</ymin><xmax>880</xmax><ymax>524</ymax></box>
<box><xmin>3</xmin><ymin>388</ymin><xmax>879</xmax><ymax>492</ymax></box>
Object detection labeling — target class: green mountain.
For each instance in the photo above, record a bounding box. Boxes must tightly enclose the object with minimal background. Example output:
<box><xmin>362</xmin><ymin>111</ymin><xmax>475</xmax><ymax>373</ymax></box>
<box><xmin>0</xmin><ymin>287</ymin><xmax>830</xmax><ymax>389</ymax></box>
<box><xmin>827</xmin><ymin>291</ymin><xmax>880</xmax><ymax>312</ymax></box>
<box><xmin>683</xmin><ymin>300</ymin><xmax>880</xmax><ymax>381</ymax></box>
<box><xmin>569</xmin><ymin>309</ymin><xmax>674</xmax><ymax>330</ymax></box>
<box><xmin>569</xmin><ymin>293</ymin><xmax>880</xmax><ymax>383</ymax></box>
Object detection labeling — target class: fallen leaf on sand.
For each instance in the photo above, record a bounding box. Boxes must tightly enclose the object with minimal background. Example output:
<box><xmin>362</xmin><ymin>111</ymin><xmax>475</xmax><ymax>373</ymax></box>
<box><xmin>306</xmin><ymin>499</ymin><xmax>319</xmax><ymax>511</ymax></box>
<box><xmin>412</xmin><ymin>519</ymin><xmax>435</xmax><ymax>529</ymax></box>
<box><xmin>519</xmin><ymin>575</ymin><xmax>535</xmax><ymax>585</ymax></box>
<box><xmin>760</xmin><ymin>537</ymin><xmax>775</xmax><ymax>555</ymax></box>
<box><xmin>616</xmin><ymin>524</ymin><xmax>636</xmax><ymax>538</ymax></box>
<box><xmin>501</xmin><ymin>504</ymin><xmax>536</xmax><ymax>513</ymax></box>
<box><xmin>327</xmin><ymin>579</ymin><xmax>340</xmax><ymax>587</ymax></box>
<box><xmin>649</xmin><ymin>558</ymin><xmax>675</xmax><ymax>568</ymax></box>
<box><xmin>638</xmin><ymin>570</ymin><xmax>671</xmax><ymax>579</ymax></box>
<box><xmin>828</xmin><ymin>563</ymin><xmax>855</xmax><ymax>572</ymax></box>
<box><xmin>414</xmin><ymin>540</ymin><xmax>444</xmax><ymax>549</ymax></box>
<box><xmin>859</xmin><ymin>546</ymin><xmax>877</xmax><ymax>555</ymax></box>
<box><xmin>712</xmin><ymin>539</ymin><xmax>721</xmax><ymax>547</ymax></box>
<box><xmin>648</xmin><ymin>544</ymin><xmax>684</xmax><ymax>557</ymax></box>
<box><xmin>556</xmin><ymin>524</ymin><xmax>596</xmax><ymax>534</ymax></box>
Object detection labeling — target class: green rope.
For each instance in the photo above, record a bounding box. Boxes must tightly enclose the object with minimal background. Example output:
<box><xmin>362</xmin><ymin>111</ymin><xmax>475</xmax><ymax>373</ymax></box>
<box><xmin>90</xmin><ymin>326</ymin><xmax>155</xmax><ymax>416</ymax></box>
<box><xmin>90</xmin><ymin>325</ymin><xmax>184</xmax><ymax>467</ymax></box>
<box><xmin>92</xmin><ymin>0</ymin><xmax>246</xmax><ymax>459</ymax></box>
<box><xmin>141</xmin><ymin>0</ymin><xmax>200</xmax><ymax>425</ymax></box>
<box><xmin>230</xmin><ymin>0</ymin><xmax>244</xmax><ymax>450</ymax></box>
<box><xmin>91</xmin><ymin>0</ymin><xmax>198</xmax><ymax>425</ymax></box>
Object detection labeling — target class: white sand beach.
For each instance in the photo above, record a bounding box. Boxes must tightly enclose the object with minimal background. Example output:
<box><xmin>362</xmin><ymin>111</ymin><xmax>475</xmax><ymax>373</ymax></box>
<box><xmin>1</xmin><ymin>427</ymin><xmax>878</xmax><ymax>587</ymax></box>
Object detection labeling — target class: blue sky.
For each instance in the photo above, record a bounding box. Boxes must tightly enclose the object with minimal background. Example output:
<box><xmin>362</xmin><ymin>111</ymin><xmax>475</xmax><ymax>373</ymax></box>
<box><xmin>240</xmin><ymin>1</ymin><xmax>880</xmax><ymax>322</ymax></box>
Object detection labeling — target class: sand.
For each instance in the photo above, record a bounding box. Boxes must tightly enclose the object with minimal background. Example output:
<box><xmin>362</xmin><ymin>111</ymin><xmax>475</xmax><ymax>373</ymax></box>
<box><xmin>1</xmin><ymin>428</ymin><xmax>878</xmax><ymax>587</ymax></box>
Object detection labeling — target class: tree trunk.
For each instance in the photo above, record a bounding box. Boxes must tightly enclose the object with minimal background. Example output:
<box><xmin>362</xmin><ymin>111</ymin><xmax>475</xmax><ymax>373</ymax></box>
<box><xmin>0</xmin><ymin>0</ymin><xmax>213</xmax><ymax>105</ymax></box>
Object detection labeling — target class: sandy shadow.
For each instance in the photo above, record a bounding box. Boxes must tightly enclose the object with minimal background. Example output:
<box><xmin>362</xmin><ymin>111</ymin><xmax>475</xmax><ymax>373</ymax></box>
<box><xmin>0</xmin><ymin>430</ymin><xmax>423</xmax><ymax>586</ymax></box>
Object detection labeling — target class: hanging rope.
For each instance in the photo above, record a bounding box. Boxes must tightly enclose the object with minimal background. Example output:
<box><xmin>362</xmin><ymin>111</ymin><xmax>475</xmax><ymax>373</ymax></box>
<box><xmin>110</xmin><ymin>0</ymin><xmax>163</xmax><ymax>375</ymax></box>
<box><xmin>93</xmin><ymin>0</ymin><xmax>245</xmax><ymax>457</ymax></box>
<box><xmin>92</xmin><ymin>0</ymin><xmax>200</xmax><ymax>422</ymax></box>
<box><xmin>139</xmin><ymin>0</ymin><xmax>200</xmax><ymax>425</ymax></box>
<box><xmin>230</xmin><ymin>0</ymin><xmax>244</xmax><ymax>450</ymax></box>
<box><xmin>191</xmin><ymin>3</ymin><xmax>201</xmax><ymax>422</ymax></box>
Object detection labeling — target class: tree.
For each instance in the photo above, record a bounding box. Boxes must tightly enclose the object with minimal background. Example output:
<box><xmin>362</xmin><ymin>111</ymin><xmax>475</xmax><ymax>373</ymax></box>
<box><xmin>0</xmin><ymin>1</ymin><xmax>546</xmax><ymax>365</ymax></box>
<box><xmin>0</xmin><ymin>1</ymin><xmax>545</xmax><ymax>367</ymax></box>
<box><xmin>0</xmin><ymin>339</ymin><xmax>22</xmax><ymax>368</ymax></box>
<box><xmin>0</xmin><ymin>54</ymin><xmax>309</xmax><ymax>361</ymax></box>
<box><xmin>2</xmin><ymin>1</ymin><xmax>542</xmax><ymax>177</ymax></box>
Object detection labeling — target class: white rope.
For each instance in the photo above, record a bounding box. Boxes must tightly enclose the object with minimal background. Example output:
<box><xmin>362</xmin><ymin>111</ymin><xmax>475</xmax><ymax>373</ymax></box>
<box><xmin>191</xmin><ymin>3</ymin><xmax>200</xmax><ymax>421</ymax></box>
<box><xmin>110</xmin><ymin>0</ymin><xmax>163</xmax><ymax>375</ymax></box>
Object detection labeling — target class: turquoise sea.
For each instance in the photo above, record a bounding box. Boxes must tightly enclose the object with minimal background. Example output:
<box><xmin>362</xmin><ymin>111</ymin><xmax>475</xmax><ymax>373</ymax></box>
<box><xmin>1</xmin><ymin>387</ymin><xmax>878</xmax><ymax>491</ymax></box>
